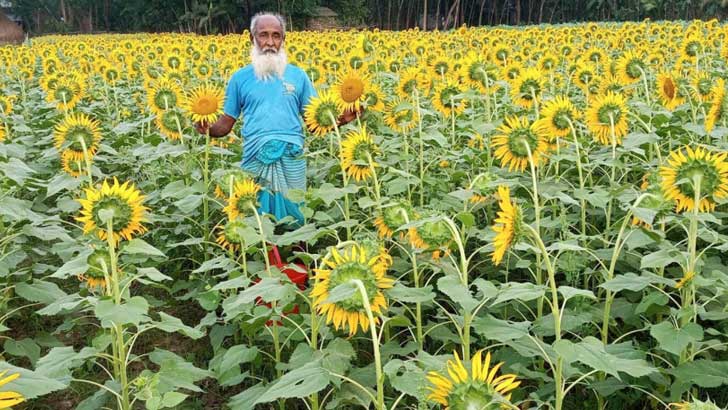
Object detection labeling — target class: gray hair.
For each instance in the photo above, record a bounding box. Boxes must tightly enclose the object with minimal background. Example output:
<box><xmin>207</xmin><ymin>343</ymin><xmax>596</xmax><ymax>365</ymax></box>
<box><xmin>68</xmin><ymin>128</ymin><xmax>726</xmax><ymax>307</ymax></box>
<box><xmin>250</xmin><ymin>12</ymin><xmax>286</xmax><ymax>38</ymax></box>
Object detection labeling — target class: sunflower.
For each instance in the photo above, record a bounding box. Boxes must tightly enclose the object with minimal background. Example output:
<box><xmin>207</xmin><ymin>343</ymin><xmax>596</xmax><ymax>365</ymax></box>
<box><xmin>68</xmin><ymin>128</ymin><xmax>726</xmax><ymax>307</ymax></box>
<box><xmin>432</xmin><ymin>79</ymin><xmax>468</xmax><ymax>118</ymax></box>
<box><xmin>691</xmin><ymin>71</ymin><xmax>713</xmax><ymax>103</ymax></box>
<box><xmin>615</xmin><ymin>49</ymin><xmax>647</xmax><ymax>85</ymax></box>
<box><xmin>304</xmin><ymin>90</ymin><xmax>342</xmax><ymax>137</ymax></box>
<box><xmin>46</xmin><ymin>77</ymin><xmax>84</xmax><ymax>111</ymax></box>
<box><xmin>599</xmin><ymin>73</ymin><xmax>624</xmax><ymax>95</ymax></box>
<box><xmin>311</xmin><ymin>244</ymin><xmax>393</xmax><ymax>336</ymax></box>
<box><xmin>384</xmin><ymin>98</ymin><xmax>419</xmax><ymax>133</ymax></box>
<box><xmin>80</xmin><ymin>249</ymin><xmax>113</xmax><ymax>288</ymax></box>
<box><xmin>76</xmin><ymin>178</ymin><xmax>148</xmax><ymax>243</ymax></box>
<box><xmin>334</xmin><ymin>69</ymin><xmax>369</xmax><ymax>112</ymax></box>
<box><xmin>60</xmin><ymin>149</ymin><xmax>86</xmax><ymax>177</ymax></box>
<box><xmin>585</xmin><ymin>92</ymin><xmax>629</xmax><ymax>146</ymax></box>
<box><xmin>214</xmin><ymin>168</ymin><xmax>254</xmax><ymax>199</ymax></box>
<box><xmin>656</xmin><ymin>71</ymin><xmax>685</xmax><ymax>111</ymax></box>
<box><xmin>509</xmin><ymin>67</ymin><xmax>545</xmax><ymax>109</ymax></box>
<box><xmin>705</xmin><ymin>78</ymin><xmax>727</xmax><ymax>134</ymax></box>
<box><xmin>491</xmin><ymin>116</ymin><xmax>550</xmax><ymax>172</ymax></box>
<box><xmin>534</xmin><ymin>96</ymin><xmax>579</xmax><ymax>139</ymax></box>
<box><xmin>215</xmin><ymin>218</ymin><xmax>250</xmax><ymax>253</ymax></box>
<box><xmin>147</xmin><ymin>77</ymin><xmax>183</xmax><ymax>114</ymax></box>
<box><xmin>184</xmin><ymin>83</ymin><xmax>224</xmax><ymax>124</ymax></box>
<box><xmin>374</xmin><ymin>202</ymin><xmax>414</xmax><ymax>240</ymax></box>
<box><xmin>397</xmin><ymin>67</ymin><xmax>430</xmax><ymax>100</ymax></box>
<box><xmin>53</xmin><ymin>113</ymin><xmax>102</xmax><ymax>162</ymax></box>
<box><xmin>155</xmin><ymin>108</ymin><xmax>186</xmax><ymax>141</ymax></box>
<box><xmin>669</xmin><ymin>398</ymin><xmax>722</xmax><ymax>410</ymax></box>
<box><xmin>491</xmin><ymin>186</ymin><xmax>522</xmax><ymax>266</ymax></box>
<box><xmin>340</xmin><ymin>126</ymin><xmax>380</xmax><ymax>182</ymax></box>
<box><xmin>426</xmin><ymin>350</ymin><xmax>520</xmax><ymax>410</ymax></box>
<box><xmin>460</xmin><ymin>54</ymin><xmax>497</xmax><ymax>92</ymax></box>
<box><xmin>223</xmin><ymin>179</ymin><xmax>262</xmax><ymax>220</ymax></box>
<box><xmin>363</xmin><ymin>83</ymin><xmax>385</xmax><ymax>112</ymax></box>
<box><xmin>410</xmin><ymin>214</ymin><xmax>453</xmax><ymax>259</ymax></box>
<box><xmin>0</xmin><ymin>370</ymin><xmax>24</xmax><ymax>408</ymax></box>
<box><xmin>0</xmin><ymin>95</ymin><xmax>15</xmax><ymax>116</ymax></box>
<box><xmin>659</xmin><ymin>145</ymin><xmax>728</xmax><ymax>213</ymax></box>
<box><xmin>572</xmin><ymin>63</ymin><xmax>598</xmax><ymax>94</ymax></box>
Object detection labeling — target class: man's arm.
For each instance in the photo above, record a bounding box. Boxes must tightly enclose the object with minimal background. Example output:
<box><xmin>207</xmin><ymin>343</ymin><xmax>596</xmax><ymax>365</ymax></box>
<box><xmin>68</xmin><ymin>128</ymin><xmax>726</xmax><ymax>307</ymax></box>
<box><xmin>195</xmin><ymin>114</ymin><xmax>236</xmax><ymax>138</ymax></box>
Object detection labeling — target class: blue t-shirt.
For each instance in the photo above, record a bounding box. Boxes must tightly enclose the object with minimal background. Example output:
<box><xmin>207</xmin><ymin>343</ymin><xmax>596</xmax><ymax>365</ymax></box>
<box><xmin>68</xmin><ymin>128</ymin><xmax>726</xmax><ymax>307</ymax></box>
<box><xmin>223</xmin><ymin>64</ymin><xmax>317</xmax><ymax>158</ymax></box>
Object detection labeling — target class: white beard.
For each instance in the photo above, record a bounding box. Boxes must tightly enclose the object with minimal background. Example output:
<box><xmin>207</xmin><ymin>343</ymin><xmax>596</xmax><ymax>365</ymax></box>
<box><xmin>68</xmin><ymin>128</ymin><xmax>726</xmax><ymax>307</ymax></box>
<box><xmin>251</xmin><ymin>40</ymin><xmax>287</xmax><ymax>81</ymax></box>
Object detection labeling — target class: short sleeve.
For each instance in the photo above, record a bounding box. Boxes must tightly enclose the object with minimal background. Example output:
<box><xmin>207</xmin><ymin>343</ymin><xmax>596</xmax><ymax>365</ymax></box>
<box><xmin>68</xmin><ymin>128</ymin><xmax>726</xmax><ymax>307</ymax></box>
<box><xmin>298</xmin><ymin>71</ymin><xmax>318</xmax><ymax>115</ymax></box>
<box><xmin>223</xmin><ymin>74</ymin><xmax>242</xmax><ymax>119</ymax></box>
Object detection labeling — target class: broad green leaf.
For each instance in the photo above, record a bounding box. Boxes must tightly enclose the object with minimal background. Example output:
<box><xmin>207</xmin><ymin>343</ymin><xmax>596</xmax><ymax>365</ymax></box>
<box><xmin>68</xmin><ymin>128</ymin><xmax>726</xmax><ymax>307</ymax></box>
<box><xmin>51</xmin><ymin>249</ymin><xmax>93</xmax><ymax>279</ymax></box>
<box><xmin>3</xmin><ymin>338</ymin><xmax>41</xmax><ymax>366</ymax></box>
<box><xmin>472</xmin><ymin>315</ymin><xmax>530</xmax><ymax>342</ymax></box>
<box><xmin>46</xmin><ymin>173</ymin><xmax>81</xmax><ymax>197</ymax></box>
<box><xmin>211</xmin><ymin>275</ymin><xmax>249</xmax><ymax>291</ymax></box>
<box><xmin>321</xmin><ymin>339</ymin><xmax>355</xmax><ymax>375</ymax></box>
<box><xmin>325</xmin><ymin>282</ymin><xmax>358</xmax><ymax>304</ymax></box>
<box><xmin>0</xmin><ymin>362</ymin><xmax>67</xmax><ymax>400</ymax></box>
<box><xmin>667</xmin><ymin>360</ymin><xmax>728</xmax><ymax>388</ymax></box>
<box><xmin>3</xmin><ymin>157</ymin><xmax>35</xmax><ymax>185</ymax></box>
<box><xmin>161</xmin><ymin>392</ymin><xmax>188</xmax><ymax>407</ymax></box>
<box><xmin>600</xmin><ymin>272</ymin><xmax>656</xmax><ymax>293</ymax></box>
<box><xmin>275</xmin><ymin>224</ymin><xmax>330</xmax><ymax>246</ymax></box>
<box><xmin>383</xmin><ymin>359</ymin><xmax>427</xmax><ymax>398</ymax></box>
<box><xmin>217</xmin><ymin>345</ymin><xmax>259</xmax><ymax>376</ymax></box>
<box><xmin>94</xmin><ymin>296</ymin><xmax>150</xmax><ymax>327</ymax></box>
<box><xmin>437</xmin><ymin>275</ymin><xmax>478</xmax><ymax>312</ymax></box>
<box><xmin>254</xmin><ymin>362</ymin><xmax>329</xmax><ymax>403</ymax></box>
<box><xmin>641</xmin><ymin>248</ymin><xmax>681</xmax><ymax>269</ymax></box>
<box><xmin>35</xmin><ymin>346</ymin><xmax>98</xmax><ymax>379</ymax></box>
<box><xmin>558</xmin><ymin>286</ymin><xmax>595</xmax><ymax>301</ymax></box>
<box><xmin>387</xmin><ymin>283</ymin><xmax>435</xmax><ymax>303</ymax></box>
<box><xmin>123</xmin><ymin>238</ymin><xmax>166</xmax><ymax>257</ymax></box>
<box><xmin>228</xmin><ymin>382</ymin><xmax>267</xmax><ymax>410</ymax></box>
<box><xmin>554</xmin><ymin>337</ymin><xmax>656</xmax><ymax>379</ymax></box>
<box><xmin>650</xmin><ymin>322</ymin><xmax>703</xmax><ymax>356</ymax></box>
<box><xmin>493</xmin><ymin>282</ymin><xmax>546</xmax><ymax>305</ymax></box>
<box><xmin>152</xmin><ymin>312</ymin><xmax>205</xmax><ymax>339</ymax></box>
<box><xmin>137</xmin><ymin>267</ymin><xmax>172</xmax><ymax>282</ymax></box>
<box><xmin>149</xmin><ymin>349</ymin><xmax>212</xmax><ymax>393</ymax></box>
<box><xmin>15</xmin><ymin>280</ymin><xmax>67</xmax><ymax>304</ymax></box>
<box><xmin>222</xmin><ymin>277</ymin><xmax>292</xmax><ymax>318</ymax></box>
<box><xmin>192</xmin><ymin>256</ymin><xmax>236</xmax><ymax>274</ymax></box>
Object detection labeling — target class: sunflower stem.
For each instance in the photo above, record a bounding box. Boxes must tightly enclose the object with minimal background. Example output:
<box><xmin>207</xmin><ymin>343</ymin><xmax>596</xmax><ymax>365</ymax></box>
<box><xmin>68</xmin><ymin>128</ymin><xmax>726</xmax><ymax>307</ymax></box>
<box><xmin>203</xmin><ymin>129</ymin><xmax>211</xmax><ymax>261</ymax></box>
<box><xmin>365</xmin><ymin>151</ymin><xmax>382</xmax><ymax>206</ymax></box>
<box><xmin>352</xmin><ymin>279</ymin><xmax>385</xmax><ymax>410</ymax></box>
<box><xmin>415</xmin><ymin>90</ymin><xmax>425</xmax><ymax>207</ymax></box>
<box><xmin>442</xmin><ymin>216</ymin><xmax>470</xmax><ymax>359</ymax></box>
<box><xmin>329</xmin><ymin>111</ymin><xmax>352</xmax><ymax>241</ymax></box>
<box><xmin>523</xmin><ymin>142</ymin><xmax>544</xmax><ymax>328</ymax></box>
<box><xmin>77</xmin><ymin>135</ymin><xmax>94</xmax><ymax>188</ymax></box>
<box><xmin>605</xmin><ymin>113</ymin><xmax>617</xmax><ymax>235</ymax></box>
<box><xmin>683</xmin><ymin>174</ymin><xmax>702</xmax><ymax>328</ymax></box>
<box><xmin>567</xmin><ymin>119</ymin><xmax>587</xmax><ymax>239</ymax></box>
<box><xmin>397</xmin><ymin>209</ymin><xmax>423</xmax><ymax>352</ymax></box>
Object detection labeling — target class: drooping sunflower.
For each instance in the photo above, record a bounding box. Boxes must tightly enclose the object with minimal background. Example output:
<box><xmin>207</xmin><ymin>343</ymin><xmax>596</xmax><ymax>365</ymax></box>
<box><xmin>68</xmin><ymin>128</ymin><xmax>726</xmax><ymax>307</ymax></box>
<box><xmin>304</xmin><ymin>89</ymin><xmax>342</xmax><ymax>137</ymax></box>
<box><xmin>410</xmin><ymin>213</ymin><xmax>453</xmax><ymax>259</ymax></box>
<box><xmin>674</xmin><ymin>271</ymin><xmax>696</xmax><ymax>290</ymax></box>
<box><xmin>534</xmin><ymin>96</ymin><xmax>579</xmax><ymax>139</ymax></box>
<box><xmin>691</xmin><ymin>71</ymin><xmax>713</xmax><ymax>103</ymax></box>
<box><xmin>656</xmin><ymin>71</ymin><xmax>686</xmax><ymax>111</ymax></box>
<box><xmin>426</xmin><ymin>350</ymin><xmax>520</xmax><ymax>410</ymax></box>
<box><xmin>705</xmin><ymin>78</ymin><xmax>727</xmax><ymax>134</ymax></box>
<box><xmin>510</xmin><ymin>67</ymin><xmax>545</xmax><ymax>109</ymax></box>
<box><xmin>184</xmin><ymin>83</ymin><xmax>224</xmax><ymax>124</ymax></box>
<box><xmin>491</xmin><ymin>186</ymin><xmax>522</xmax><ymax>266</ymax></box>
<box><xmin>46</xmin><ymin>76</ymin><xmax>85</xmax><ymax>111</ymax></box>
<box><xmin>340</xmin><ymin>126</ymin><xmax>380</xmax><ymax>182</ymax></box>
<box><xmin>79</xmin><ymin>249</ymin><xmax>113</xmax><ymax>288</ymax></box>
<box><xmin>0</xmin><ymin>370</ymin><xmax>24</xmax><ymax>408</ymax></box>
<box><xmin>334</xmin><ymin>69</ymin><xmax>370</xmax><ymax>112</ymax></box>
<box><xmin>669</xmin><ymin>398</ymin><xmax>722</xmax><ymax>410</ymax></box>
<box><xmin>53</xmin><ymin>113</ymin><xmax>102</xmax><ymax>161</ymax></box>
<box><xmin>615</xmin><ymin>49</ymin><xmax>648</xmax><ymax>85</ymax></box>
<box><xmin>659</xmin><ymin>145</ymin><xmax>728</xmax><ymax>213</ymax></box>
<box><xmin>155</xmin><ymin>108</ymin><xmax>187</xmax><ymax>141</ymax></box>
<box><xmin>214</xmin><ymin>168</ymin><xmax>254</xmax><ymax>199</ymax></box>
<box><xmin>147</xmin><ymin>77</ymin><xmax>184</xmax><ymax>114</ymax></box>
<box><xmin>491</xmin><ymin>116</ymin><xmax>550</xmax><ymax>172</ymax></box>
<box><xmin>311</xmin><ymin>244</ymin><xmax>394</xmax><ymax>336</ymax></box>
<box><xmin>374</xmin><ymin>201</ymin><xmax>413</xmax><ymax>240</ymax></box>
<box><xmin>384</xmin><ymin>98</ymin><xmax>419</xmax><ymax>133</ymax></box>
<box><xmin>572</xmin><ymin>63</ymin><xmax>599</xmax><ymax>94</ymax></box>
<box><xmin>60</xmin><ymin>149</ymin><xmax>86</xmax><ymax>177</ymax></box>
<box><xmin>76</xmin><ymin>178</ymin><xmax>148</xmax><ymax>243</ymax></box>
<box><xmin>215</xmin><ymin>218</ymin><xmax>250</xmax><ymax>253</ymax></box>
<box><xmin>223</xmin><ymin>179</ymin><xmax>262</xmax><ymax>220</ymax></box>
<box><xmin>362</xmin><ymin>83</ymin><xmax>385</xmax><ymax>112</ymax></box>
<box><xmin>460</xmin><ymin>54</ymin><xmax>497</xmax><ymax>92</ymax></box>
<box><xmin>0</xmin><ymin>125</ymin><xmax>5</xmax><ymax>143</ymax></box>
<box><xmin>432</xmin><ymin>79</ymin><xmax>468</xmax><ymax>118</ymax></box>
<box><xmin>396</xmin><ymin>67</ymin><xmax>430</xmax><ymax>100</ymax></box>
<box><xmin>585</xmin><ymin>92</ymin><xmax>629</xmax><ymax>146</ymax></box>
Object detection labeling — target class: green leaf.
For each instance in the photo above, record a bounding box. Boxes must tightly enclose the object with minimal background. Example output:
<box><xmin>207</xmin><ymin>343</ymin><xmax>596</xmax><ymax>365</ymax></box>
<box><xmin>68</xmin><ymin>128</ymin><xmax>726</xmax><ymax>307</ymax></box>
<box><xmin>161</xmin><ymin>392</ymin><xmax>188</xmax><ymax>407</ymax></box>
<box><xmin>600</xmin><ymin>272</ymin><xmax>654</xmax><ymax>292</ymax></box>
<box><xmin>325</xmin><ymin>282</ymin><xmax>358</xmax><ymax>304</ymax></box>
<box><xmin>667</xmin><ymin>360</ymin><xmax>728</xmax><ymax>388</ymax></box>
<box><xmin>15</xmin><ymin>280</ymin><xmax>67</xmax><ymax>304</ymax></box>
<box><xmin>472</xmin><ymin>315</ymin><xmax>530</xmax><ymax>342</ymax></box>
<box><xmin>554</xmin><ymin>337</ymin><xmax>656</xmax><ymax>379</ymax></box>
<box><xmin>0</xmin><ymin>362</ymin><xmax>67</xmax><ymax>400</ymax></box>
<box><xmin>493</xmin><ymin>282</ymin><xmax>546</xmax><ymax>305</ymax></box>
<box><xmin>152</xmin><ymin>312</ymin><xmax>205</xmax><ymax>339</ymax></box>
<box><xmin>228</xmin><ymin>382</ymin><xmax>267</xmax><ymax>410</ymax></box>
<box><xmin>387</xmin><ymin>283</ymin><xmax>435</xmax><ymax>303</ymax></box>
<box><xmin>46</xmin><ymin>173</ymin><xmax>81</xmax><ymax>197</ymax></box>
<box><xmin>650</xmin><ymin>322</ymin><xmax>703</xmax><ymax>356</ymax></box>
<box><xmin>211</xmin><ymin>275</ymin><xmax>249</xmax><ymax>291</ymax></box>
<box><xmin>94</xmin><ymin>296</ymin><xmax>150</xmax><ymax>327</ymax></box>
<box><xmin>35</xmin><ymin>346</ymin><xmax>98</xmax><ymax>379</ymax></box>
<box><xmin>437</xmin><ymin>275</ymin><xmax>478</xmax><ymax>312</ymax></box>
<box><xmin>276</xmin><ymin>224</ymin><xmax>331</xmax><ymax>246</ymax></box>
<box><xmin>123</xmin><ymin>239</ymin><xmax>166</xmax><ymax>257</ymax></box>
<box><xmin>3</xmin><ymin>338</ymin><xmax>41</xmax><ymax>366</ymax></box>
<box><xmin>222</xmin><ymin>277</ymin><xmax>292</xmax><ymax>318</ymax></box>
<box><xmin>641</xmin><ymin>248</ymin><xmax>681</xmax><ymax>269</ymax></box>
<box><xmin>217</xmin><ymin>345</ymin><xmax>259</xmax><ymax>376</ymax></box>
<box><xmin>255</xmin><ymin>362</ymin><xmax>330</xmax><ymax>403</ymax></box>
<box><xmin>150</xmin><ymin>349</ymin><xmax>213</xmax><ymax>393</ymax></box>
<box><xmin>321</xmin><ymin>339</ymin><xmax>355</xmax><ymax>375</ymax></box>
<box><xmin>383</xmin><ymin>359</ymin><xmax>426</xmax><ymax>398</ymax></box>
<box><xmin>51</xmin><ymin>249</ymin><xmax>93</xmax><ymax>279</ymax></box>
<box><xmin>137</xmin><ymin>267</ymin><xmax>172</xmax><ymax>282</ymax></box>
<box><xmin>558</xmin><ymin>286</ymin><xmax>595</xmax><ymax>301</ymax></box>
<box><xmin>2</xmin><ymin>157</ymin><xmax>35</xmax><ymax>185</ymax></box>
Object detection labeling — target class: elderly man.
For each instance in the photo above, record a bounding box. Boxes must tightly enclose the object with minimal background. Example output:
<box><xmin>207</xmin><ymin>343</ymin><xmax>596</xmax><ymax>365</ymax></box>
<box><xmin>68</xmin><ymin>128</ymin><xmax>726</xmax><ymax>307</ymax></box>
<box><xmin>196</xmin><ymin>12</ymin><xmax>356</xmax><ymax>225</ymax></box>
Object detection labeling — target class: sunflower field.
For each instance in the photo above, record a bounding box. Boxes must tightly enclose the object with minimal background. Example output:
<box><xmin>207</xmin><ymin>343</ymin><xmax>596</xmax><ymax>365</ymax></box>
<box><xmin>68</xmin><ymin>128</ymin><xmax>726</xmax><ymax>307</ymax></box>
<box><xmin>3</xmin><ymin>19</ymin><xmax>728</xmax><ymax>410</ymax></box>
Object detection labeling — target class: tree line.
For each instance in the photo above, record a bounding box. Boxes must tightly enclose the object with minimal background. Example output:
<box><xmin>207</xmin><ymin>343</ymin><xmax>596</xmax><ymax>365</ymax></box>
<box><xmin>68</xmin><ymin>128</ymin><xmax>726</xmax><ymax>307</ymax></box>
<box><xmin>9</xmin><ymin>0</ymin><xmax>728</xmax><ymax>35</ymax></box>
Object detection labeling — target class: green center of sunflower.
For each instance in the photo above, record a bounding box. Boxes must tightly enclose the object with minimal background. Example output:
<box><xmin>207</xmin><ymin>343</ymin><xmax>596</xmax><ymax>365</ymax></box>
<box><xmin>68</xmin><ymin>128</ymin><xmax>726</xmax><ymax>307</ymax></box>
<box><xmin>154</xmin><ymin>89</ymin><xmax>178</xmax><ymax>110</ymax></box>
<box><xmin>54</xmin><ymin>86</ymin><xmax>75</xmax><ymax>103</ymax></box>
<box><xmin>160</xmin><ymin>110</ymin><xmax>184</xmax><ymax>131</ymax></box>
<box><xmin>224</xmin><ymin>219</ymin><xmax>249</xmax><ymax>244</ymax></box>
<box><xmin>365</xmin><ymin>91</ymin><xmax>379</xmax><ymax>107</ymax></box>
<box><xmin>676</xmin><ymin>159</ymin><xmax>721</xmax><ymax>199</ymax></box>
<box><xmin>519</xmin><ymin>79</ymin><xmax>541</xmax><ymax>99</ymax></box>
<box><xmin>434</xmin><ymin>62</ymin><xmax>449</xmax><ymax>75</ymax></box>
<box><xmin>167</xmin><ymin>56</ymin><xmax>181</xmax><ymax>69</ymax></box>
<box><xmin>507</xmin><ymin>127</ymin><xmax>538</xmax><ymax>157</ymax></box>
<box><xmin>66</xmin><ymin>126</ymin><xmax>95</xmax><ymax>151</ymax></box>
<box><xmin>389</xmin><ymin>61</ymin><xmax>401</xmax><ymax>72</ymax></box>
<box><xmin>87</xmin><ymin>249</ymin><xmax>112</xmax><ymax>278</ymax></box>
<box><xmin>330</xmin><ymin>61</ymin><xmax>341</xmax><ymax>71</ymax></box>
<box><xmin>307</xmin><ymin>68</ymin><xmax>321</xmax><ymax>83</ymax></box>
<box><xmin>198</xmin><ymin>65</ymin><xmax>210</xmax><ymax>75</ymax></box>
<box><xmin>418</xmin><ymin>219</ymin><xmax>451</xmax><ymax>248</ymax></box>
<box><xmin>552</xmin><ymin>109</ymin><xmax>572</xmax><ymax>130</ymax></box>
<box><xmin>626</xmin><ymin>58</ymin><xmax>645</xmax><ymax>80</ymax></box>
<box><xmin>314</xmin><ymin>101</ymin><xmax>339</xmax><ymax>127</ymax></box>
<box><xmin>495</xmin><ymin>49</ymin><xmax>508</xmax><ymax>60</ymax></box>
<box><xmin>685</xmin><ymin>41</ymin><xmax>700</xmax><ymax>57</ymax></box>
<box><xmin>235</xmin><ymin>193</ymin><xmax>258</xmax><ymax>215</ymax></box>
<box><xmin>350</xmin><ymin>56</ymin><xmax>363</xmax><ymax>69</ymax></box>
<box><xmin>105</xmin><ymin>69</ymin><xmax>119</xmax><ymax>81</ymax></box>
<box><xmin>439</xmin><ymin>87</ymin><xmax>459</xmax><ymax>108</ymax></box>
<box><xmin>597</xmin><ymin>103</ymin><xmax>623</xmax><ymax>125</ymax></box>
<box><xmin>394</xmin><ymin>109</ymin><xmax>414</xmax><ymax>124</ymax></box>
<box><xmin>578</xmin><ymin>71</ymin><xmax>593</xmax><ymax>85</ymax></box>
<box><xmin>328</xmin><ymin>261</ymin><xmax>378</xmax><ymax>311</ymax></box>
<box><xmin>697</xmin><ymin>78</ymin><xmax>712</xmax><ymax>96</ymax></box>
<box><xmin>382</xmin><ymin>206</ymin><xmax>407</xmax><ymax>230</ymax></box>
<box><xmin>402</xmin><ymin>79</ymin><xmax>417</xmax><ymax>95</ymax></box>
<box><xmin>447</xmin><ymin>381</ymin><xmax>500</xmax><ymax>410</ymax></box>
<box><xmin>92</xmin><ymin>196</ymin><xmax>133</xmax><ymax>232</ymax></box>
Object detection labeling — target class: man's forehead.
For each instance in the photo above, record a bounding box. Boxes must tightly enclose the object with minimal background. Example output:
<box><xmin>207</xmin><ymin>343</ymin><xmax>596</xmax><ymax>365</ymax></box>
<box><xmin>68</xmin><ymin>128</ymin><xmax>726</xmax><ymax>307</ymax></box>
<box><xmin>255</xmin><ymin>16</ymin><xmax>282</xmax><ymax>32</ymax></box>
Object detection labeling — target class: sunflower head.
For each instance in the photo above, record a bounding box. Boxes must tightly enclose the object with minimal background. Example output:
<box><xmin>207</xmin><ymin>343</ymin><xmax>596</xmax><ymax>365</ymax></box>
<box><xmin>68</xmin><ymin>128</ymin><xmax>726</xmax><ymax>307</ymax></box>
<box><xmin>76</xmin><ymin>178</ymin><xmax>148</xmax><ymax>244</ymax></box>
<box><xmin>510</xmin><ymin>67</ymin><xmax>545</xmax><ymax>108</ymax></box>
<box><xmin>147</xmin><ymin>78</ymin><xmax>183</xmax><ymax>114</ymax></box>
<box><xmin>384</xmin><ymin>98</ymin><xmax>419</xmax><ymax>133</ymax></box>
<box><xmin>374</xmin><ymin>201</ymin><xmax>413</xmax><ymax>240</ymax></box>
<box><xmin>341</xmin><ymin>126</ymin><xmax>380</xmax><ymax>182</ymax></box>
<box><xmin>427</xmin><ymin>350</ymin><xmax>520</xmax><ymax>410</ymax></box>
<box><xmin>433</xmin><ymin>79</ymin><xmax>467</xmax><ymax>118</ymax></box>
<box><xmin>223</xmin><ymin>179</ymin><xmax>262</xmax><ymax>220</ymax></box>
<box><xmin>214</xmin><ymin>168</ymin><xmax>254</xmax><ymax>199</ymax></box>
<box><xmin>491</xmin><ymin>116</ymin><xmax>550</xmax><ymax>172</ymax></box>
<box><xmin>185</xmin><ymin>83</ymin><xmax>224</xmax><ymax>124</ymax></box>
<box><xmin>585</xmin><ymin>92</ymin><xmax>629</xmax><ymax>146</ymax></box>
<box><xmin>659</xmin><ymin>145</ymin><xmax>728</xmax><ymax>213</ymax></box>
<box><xmin>616</xmin><ymin>50</ymin><xmax>647</xmax><ymax>84</ymax></box>
<box><xmin>311</xmin><ymin>244</ymin><xmax>394</xmax><ymax>335</ymax></box>
<box><xmin>335</xmin><ymin>70</ymin><xmax>369</xmax><ymax>111</ymax></box>
<box><xmin>54</xmin><ymin>113</ymin><xmax>102</xmax><ymax>161</ymax></box>
<box><xmin>216</xmin><ymin>218</ymin><xmax>251</xmax><ymax>253</ymax></box>
<box><xmin>534</xmin><ymin>96</ymin><xmax>578</xmax><ymax>139</ymax></box>
<box><xmin>669</xmin><ymin>399</ymin><xmax>722</xmax><ymax>410</ymax></box>
<box><xmin>60</xmin><ymin>149</ymin><xmax>86</xmax><ymax>177</ymax></box>
<box><xmin>705</xmin><ymin>78</ymin><xmax>727</xmax><ymax>133</ymax></box>
<box><xmin>304</xmin><ymin>90</ymin><xmax>342</xmax><ymax>137</ymax></box>
<box><xmin>155</xmin><ymin>108</ymin><xmax>187</xmax><ymax>141</ymax></box>
<box><xmin>491</xmin><ymin>186</ymin><xmax>523</xmax><ymax>266</ymax></box>
<box><xmin>412</xmin><ymin>213</ymin><xmax>452</xmax><ymax>256</ymax></box>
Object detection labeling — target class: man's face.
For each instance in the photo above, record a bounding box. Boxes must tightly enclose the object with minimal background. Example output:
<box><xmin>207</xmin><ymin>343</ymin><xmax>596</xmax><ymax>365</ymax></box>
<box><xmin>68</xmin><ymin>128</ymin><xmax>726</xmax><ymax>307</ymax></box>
<box><xmin>251</xmin><ymin>16</ymin><xmax>283</xmax><ymax>54</ymax></box>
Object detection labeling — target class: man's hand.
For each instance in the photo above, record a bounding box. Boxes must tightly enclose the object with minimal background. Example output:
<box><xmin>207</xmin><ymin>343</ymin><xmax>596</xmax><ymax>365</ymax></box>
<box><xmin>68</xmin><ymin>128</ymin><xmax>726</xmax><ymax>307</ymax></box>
<box><xmin>194</xmin><ymin>115</ymin><xmax>236</xmax><ymax>138</ymax></box>
<box><xmin>194</xmin><ymin>121</ymin><xmax>210</xmax><ymax>135</ymax></box>
<box><xmin>337</xmin><ymin>106</ymin><xmax>365</xmax><ymax>126</ymax></box>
